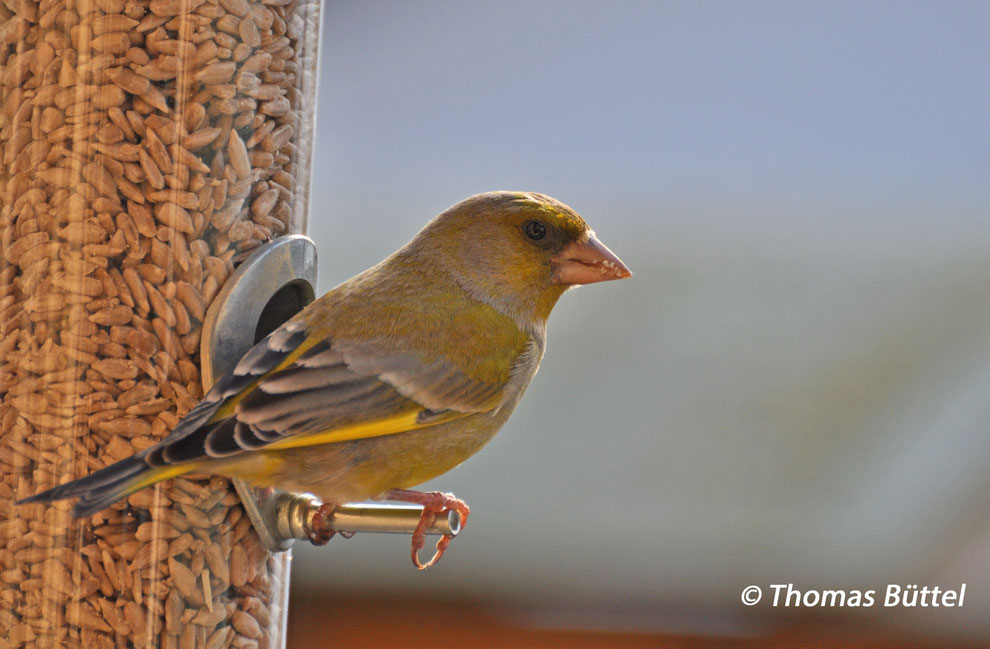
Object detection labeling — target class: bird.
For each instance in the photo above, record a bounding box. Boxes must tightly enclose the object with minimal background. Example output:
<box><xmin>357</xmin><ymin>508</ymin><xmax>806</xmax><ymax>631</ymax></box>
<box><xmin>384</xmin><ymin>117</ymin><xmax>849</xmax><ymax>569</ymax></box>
<box><xmin>19</xmin><ymin>191</ymin><xmax>631</xmax><ymax>568</ymax></box>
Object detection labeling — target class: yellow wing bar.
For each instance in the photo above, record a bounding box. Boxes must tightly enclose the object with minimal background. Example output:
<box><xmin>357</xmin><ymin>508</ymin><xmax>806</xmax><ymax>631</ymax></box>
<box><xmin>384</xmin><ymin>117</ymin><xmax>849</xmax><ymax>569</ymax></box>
<box><xmin>264</xmin><ymin>408</ymin><xmax>465</xmax><ymax>451</ymax></box>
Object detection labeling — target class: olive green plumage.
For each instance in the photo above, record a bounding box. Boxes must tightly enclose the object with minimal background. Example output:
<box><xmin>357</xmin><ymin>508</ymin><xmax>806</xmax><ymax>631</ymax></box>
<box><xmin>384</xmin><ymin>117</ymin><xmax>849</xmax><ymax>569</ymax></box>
<box><xmin>20</xmin><ymin>191</ymin><xmax>630</xmax><ymax>517</ymax></box>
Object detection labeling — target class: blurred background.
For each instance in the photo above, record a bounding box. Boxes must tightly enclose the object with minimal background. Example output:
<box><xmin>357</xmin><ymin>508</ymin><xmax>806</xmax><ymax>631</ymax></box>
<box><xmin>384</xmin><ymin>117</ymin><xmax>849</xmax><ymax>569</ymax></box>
<box><xmin>289</xmin><ymin>1</ymin><xmax>990</xmax><ymax>646</ymax></box>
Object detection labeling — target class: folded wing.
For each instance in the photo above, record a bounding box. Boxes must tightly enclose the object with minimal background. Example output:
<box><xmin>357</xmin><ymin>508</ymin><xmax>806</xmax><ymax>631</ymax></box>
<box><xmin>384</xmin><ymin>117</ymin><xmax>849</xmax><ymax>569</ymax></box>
<box><xmin>144</xmin><ymin>319</ymin><xmax>507</xmax><ymax>467</ymax></box>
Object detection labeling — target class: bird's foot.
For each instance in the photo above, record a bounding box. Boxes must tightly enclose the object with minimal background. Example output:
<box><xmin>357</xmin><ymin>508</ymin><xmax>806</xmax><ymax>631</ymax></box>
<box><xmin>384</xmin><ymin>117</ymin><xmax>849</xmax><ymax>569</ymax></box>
<box><xmin>307</xmin><ymin>501</ymin><xmax>337</xmax><ymax>545</ymax></box>
<box><xmin>386</xmin><ymin>489</ymin><xmax>470</xmax><ymax>570</ymax></box>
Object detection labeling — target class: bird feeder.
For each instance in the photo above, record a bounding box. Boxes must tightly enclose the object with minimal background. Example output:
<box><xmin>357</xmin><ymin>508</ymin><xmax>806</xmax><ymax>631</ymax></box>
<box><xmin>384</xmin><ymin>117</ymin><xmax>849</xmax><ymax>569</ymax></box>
<box><xmin>0</xmin><ymin>0</ymin><xmax>322</xmax><ymax>646</ymax></box>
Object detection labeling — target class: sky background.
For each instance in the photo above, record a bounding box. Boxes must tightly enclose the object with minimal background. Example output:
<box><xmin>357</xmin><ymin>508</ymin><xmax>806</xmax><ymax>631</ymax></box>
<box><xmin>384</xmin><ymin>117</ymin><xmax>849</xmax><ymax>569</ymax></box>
<box><xmin>293</xmin><ymin>1</ymin><xmax>990</xmax><ymax>638</ymax></box>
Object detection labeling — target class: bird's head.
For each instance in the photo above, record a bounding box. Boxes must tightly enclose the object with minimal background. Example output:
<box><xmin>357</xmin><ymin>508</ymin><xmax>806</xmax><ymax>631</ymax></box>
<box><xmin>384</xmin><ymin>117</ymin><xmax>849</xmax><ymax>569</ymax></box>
<box><xmin>412</xmin><ymin>191</ymin><xmax>631</xmax><ymax>325</ymax></box>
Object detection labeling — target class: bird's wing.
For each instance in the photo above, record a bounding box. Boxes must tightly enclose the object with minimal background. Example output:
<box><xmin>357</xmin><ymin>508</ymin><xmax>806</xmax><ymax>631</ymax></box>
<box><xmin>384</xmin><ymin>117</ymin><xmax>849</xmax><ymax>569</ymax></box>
<box><xmin>145</xmin><ymin>319</ymin><xmax>507</xmax><ymax>467</ymax></box>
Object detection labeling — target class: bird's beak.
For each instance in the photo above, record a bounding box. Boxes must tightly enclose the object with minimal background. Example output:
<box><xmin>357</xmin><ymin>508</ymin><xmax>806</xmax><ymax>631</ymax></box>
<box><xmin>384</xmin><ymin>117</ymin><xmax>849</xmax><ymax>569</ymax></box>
<box><xmin>551</xmin><ymin>232</ymin><xmax>632</xmax><ymax>285</ymax></box>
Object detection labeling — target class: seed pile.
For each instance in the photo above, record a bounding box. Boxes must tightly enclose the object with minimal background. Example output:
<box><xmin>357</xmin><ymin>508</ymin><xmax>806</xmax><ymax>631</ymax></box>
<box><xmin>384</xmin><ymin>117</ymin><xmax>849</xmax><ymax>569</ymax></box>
<box><xmin>0</xmin><ymin>0</ymin><xmax>319</xmax><ymax>645</ymax></box>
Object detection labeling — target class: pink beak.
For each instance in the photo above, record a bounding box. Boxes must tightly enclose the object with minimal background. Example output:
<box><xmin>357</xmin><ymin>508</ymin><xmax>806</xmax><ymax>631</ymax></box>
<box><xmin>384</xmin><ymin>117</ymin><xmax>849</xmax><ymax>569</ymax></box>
<box><xmin>551</xmin><ymin>232</ymin><xmax>632</xmax><ymax>285</ymax></box>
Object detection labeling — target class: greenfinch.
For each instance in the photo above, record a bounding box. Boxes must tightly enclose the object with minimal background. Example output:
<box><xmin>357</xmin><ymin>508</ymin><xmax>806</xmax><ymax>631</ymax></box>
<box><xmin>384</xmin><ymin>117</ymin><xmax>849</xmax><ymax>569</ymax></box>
<box><xmin>20</xmin><ymin>191</ymin><xmax>631</xmax><ymax>567</ymax></box>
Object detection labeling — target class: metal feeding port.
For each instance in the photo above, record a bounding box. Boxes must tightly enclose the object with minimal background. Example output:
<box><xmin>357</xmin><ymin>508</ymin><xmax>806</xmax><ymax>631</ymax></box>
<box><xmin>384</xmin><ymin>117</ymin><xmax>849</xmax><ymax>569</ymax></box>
<box><xmin>199</xmin><ymin>235</ymin><xmax>459</xmax><ymax>551</ymax></box>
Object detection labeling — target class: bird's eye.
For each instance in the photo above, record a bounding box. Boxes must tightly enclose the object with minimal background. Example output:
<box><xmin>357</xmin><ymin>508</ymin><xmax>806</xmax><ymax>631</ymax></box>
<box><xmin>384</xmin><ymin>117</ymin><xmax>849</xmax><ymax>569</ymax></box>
<box><xmin>523</xmin><ymin>220</ymin><xmax>547</xmax><ymax>241</ymax></box>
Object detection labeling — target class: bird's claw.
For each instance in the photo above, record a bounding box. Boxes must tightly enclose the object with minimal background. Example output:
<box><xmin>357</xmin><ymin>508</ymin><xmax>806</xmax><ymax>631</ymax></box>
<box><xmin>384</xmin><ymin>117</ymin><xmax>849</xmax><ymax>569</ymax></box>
<box><xmin>308</xmin><ymin>502</ymin><xmax>337</xmax><ymax>545</ymax></box>
<box><xmin>308</xmin><ymin>491</ymin><xmax>468</xmax><ymax>568</ymax></box>
<box><xmin>387</xmin><ymin>489</ymin><xmax>470</xmax><ymax>570</ymax></box>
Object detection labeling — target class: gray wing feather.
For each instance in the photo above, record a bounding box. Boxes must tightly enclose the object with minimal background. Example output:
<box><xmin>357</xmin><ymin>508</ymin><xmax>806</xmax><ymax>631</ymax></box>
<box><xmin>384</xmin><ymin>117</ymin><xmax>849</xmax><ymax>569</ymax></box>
<box><xmin>146</xmin><ymin>322</ymin><xmax>506</xmax><ymax>466</ymax></box>
<box><xmin>146</xmin><ymin>321</ymin><xmax>310</xmax><ymax>465</ymax></box>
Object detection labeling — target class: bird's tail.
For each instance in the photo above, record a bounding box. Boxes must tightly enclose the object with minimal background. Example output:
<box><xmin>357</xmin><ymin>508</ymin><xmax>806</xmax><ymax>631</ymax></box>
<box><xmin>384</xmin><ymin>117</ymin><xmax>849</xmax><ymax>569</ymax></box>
<box><xmin>16</xmin><ymin>455</ymin><xmax>195</xmax><ymax>518</ymax></box>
